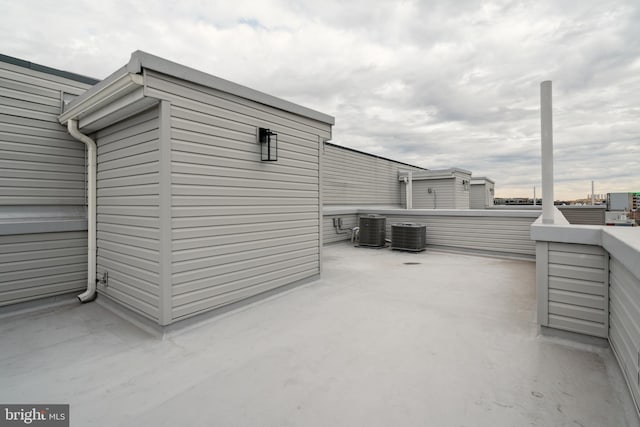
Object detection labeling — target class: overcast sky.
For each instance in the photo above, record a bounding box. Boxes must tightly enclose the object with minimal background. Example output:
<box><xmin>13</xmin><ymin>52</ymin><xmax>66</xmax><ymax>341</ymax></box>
<box><xmin>2</xmin><ymin>0</ymin><xmax>638</xmax><ymax>200</ymax></box>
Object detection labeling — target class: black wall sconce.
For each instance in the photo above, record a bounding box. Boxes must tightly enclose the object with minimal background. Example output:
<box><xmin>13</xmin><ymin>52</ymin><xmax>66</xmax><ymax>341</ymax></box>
<box><xmin>258</xmin><ymin>127</ymin><xmax>278</xmax><ymax>161</ymax></box>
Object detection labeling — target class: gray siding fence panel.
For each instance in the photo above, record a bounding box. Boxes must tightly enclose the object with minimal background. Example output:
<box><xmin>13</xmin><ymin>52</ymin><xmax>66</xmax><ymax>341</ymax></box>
<box><xmin>0</xmin><ymin>231</ymin><xmax>87</xmax><ymax>306</ymax></box>
<box><xmin>609</xmin><ymin>256</ymin><xmax>640</xmax><ymax>407</ymax></box>
<box><xmin>143</xmin><ymin>72</ymin><xmax>327</xmax><ymax>322</ymax></box>
<box><xmin>369</xmin><ymin>212</ymin><xmax>536</xmax><ymax>257</ymax></box>
<box><xmin>323</xmin><ymin>143</ymin><xmax>422</xmax><ymax>206</ymax></box>
<box><xmin>546</xmin><ymin>242</ymin><xmax>607</xmax><ymax>337</ymax></box>
<box><xmin>557</xmin><ymin>206</ymin><xmax>606</xmax><ymax>225</ymax></box>
<box><xmin>95</xmin><ymin>107</ymin><xmax>161</xmax><ymax>322</ymax></box>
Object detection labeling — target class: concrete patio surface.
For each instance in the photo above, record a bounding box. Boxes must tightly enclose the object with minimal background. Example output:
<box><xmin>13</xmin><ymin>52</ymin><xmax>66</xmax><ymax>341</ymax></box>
<box><xmin>1</xmin><ymin>243</ymin><xmax>638</xmax><ymax>426</ymax></box>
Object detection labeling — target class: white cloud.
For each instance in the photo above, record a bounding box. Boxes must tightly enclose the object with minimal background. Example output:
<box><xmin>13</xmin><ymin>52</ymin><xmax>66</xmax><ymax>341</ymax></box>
<box><xmin>1</xmin><ymin>0</ymin><xmax>638</xmax><ymax>200</ymax></box>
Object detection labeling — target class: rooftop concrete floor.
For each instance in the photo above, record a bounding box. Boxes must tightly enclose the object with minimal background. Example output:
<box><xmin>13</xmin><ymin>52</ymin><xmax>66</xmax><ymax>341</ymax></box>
<box><xmin>1</xmin><ymin>243</ymin><xmax>639</xmax><ymax>427</ymax></box>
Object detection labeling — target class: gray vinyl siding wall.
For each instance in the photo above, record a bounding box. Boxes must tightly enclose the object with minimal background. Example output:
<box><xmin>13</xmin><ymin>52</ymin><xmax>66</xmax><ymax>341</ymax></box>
<box><xmin>0</xmin><ymin>231</ymin><xmax>87</xmax><ymax>306</ymax></box>
<box><xmin>409</xmin><ymin>179</ymin><xmax>455</xmax><ymax>209</ymax></box>
<box><xmin>95</xmin><ymin>107</ymin><xmax>161</xmax><ymax>322</ymax></box>
<box><xmin>0</xmin><ymin>59</ymin><xmax>93</xmax><ymax>307</ymax></box>
<box><xmin>470</xmin><ymin>182</ymin><xmax>494</xmax><ymax>209</ymax></box>
<box><xmin>323</xmin><ymin>214</ymin><xmax>358</xmax><ymax>244</ymax></box>
<box><xmin>379</xmin><ymin>213</ymin><xmax>534</xmax><ymax>257</ymax></box>
<box><xmin>545</xmin><ymin>243</ymin><xmax>607</xmax><ymax>338</ymax></box>
<box><xmin>609</xmin><ymin>256</ymin><xmax>640</xmax><ymax>406</ymax></box>
<box><xmin>344</xmin><ymin>209</ymin><xmax>537</xmax><ymax>257</ymax></box>
<box><xmin>143</xmin><ymin>70</ymin><xmax>328</xmax><ymax>322</ymax></box>
<box><xmin>0</xmin><ymin>60</ymin><xmax>90</xmax><ymax>205</ymax></box>
<box><xmin>470</xmin><ymin>185</ymin><xmax>485</xmax><ymax>209</ymax></box>
<box><xmin>557</xmin><ymin>206</ymin><xmax>605</xmax><ymax>225</ymax></box>
<box><xmin>323</xmin><ymin>143</ymin><xmax>422</xmax><ymax>206</ymax></box>
<box><xmin>453</xmin><ymin>173</ymin><xmax>470</xmax><ymax>209</ymax></box>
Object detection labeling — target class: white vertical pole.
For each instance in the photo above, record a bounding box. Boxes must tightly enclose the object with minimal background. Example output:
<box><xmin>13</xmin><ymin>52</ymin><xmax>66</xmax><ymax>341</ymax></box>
<box><xmin>541</xmin><ymin>81</ymin><xmax>554</xmax><ymax>224</ymax></box>
<box><xmin>591</xmin><ymin>180</ymin><xmax>595</xmax><ymax>205</ymax></box>
<box><xmin>408</xmin><ymin>171</ymin><xmax>413</xmax><ymax>209</ymax></box>
<box><xmin>533</xmin><ymin>186</ymin><xmax>536</xmax><ymax>206</ymax></box>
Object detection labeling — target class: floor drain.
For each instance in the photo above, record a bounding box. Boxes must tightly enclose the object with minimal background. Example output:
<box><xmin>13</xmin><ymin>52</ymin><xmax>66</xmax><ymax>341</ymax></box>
<box><xmin>403</xmin><ymin>262</ymin><xmax>421</xmax><ymax>265</ymax></box>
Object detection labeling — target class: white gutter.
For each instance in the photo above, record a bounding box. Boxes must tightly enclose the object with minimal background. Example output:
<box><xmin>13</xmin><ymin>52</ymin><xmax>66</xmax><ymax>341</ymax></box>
<box><xmin>67</xmin><ymin>119</ymin><xmax>97</xmax><ymax>303</ymax></box>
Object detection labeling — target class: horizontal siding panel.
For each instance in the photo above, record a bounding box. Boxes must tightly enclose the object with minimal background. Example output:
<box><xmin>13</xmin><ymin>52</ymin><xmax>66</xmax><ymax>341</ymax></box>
<box><xmin>98</xmin><ymin>136</ymin><xmax>159</xmax><ymax>163</ymax></box>
<box><xmin>172</xmin><ymin>173</ymin><xmax>317</xmax><ymax>192</ymax></box>
<box><xmin>548</xmin><ymin>276</ymin><xmax>604</xmax><ymax>296</ymax></box>
<box><xmin>172</xmin><ymin>151</ymin><xmax>317</xmax><ymax>178</ymax></box>
<box><xmin>98</xmin><ymin>173</ymin><xmax>159</xmax><ymax>189</ymax></box>
<box><xmin>173</xmin><ymin>219</ymin><xmax>317</xmax><ymax>240</ymax></box>
<box><xmin>146</xmin><ymin>72</ymin><xmax>331</xmax><ymax>139</ymax></box>
<box><xmin>548</xmin><ymin>314</ymin><xmax>607</xmax><ymax>337</ymax></box>
<box><xmin>172</xmin><ymin>162</ymin><xmax>318</xmax><ymax>185</ymax></box>
<box><xmin>173</xmin><ymin>228</ymin><xmax>317</xmax><ymax>252</ymax></box>
<box><xmin>98</xmin><ymin>152</ymin><xmax>159</xmax><ymax>172</ymax></box>
<box><xmin>173</xmin><ymin>138</ymin><xmax>318</xmax><ymax>171</ymax></box>
<box><xmin>172</xmin><ymin>196</ymin><xmax>317</xmax><ymax>207</ymax></box>
<box><xmin>97</xmin><ymin>184</ymin><xmax>159</xmax><ymax>197</ymax></box>
<box><xmin>0</xmin><ymin>231</ymin><xmax>87</xmax><ymax>306</ymax></box>
<box><xmin>173</xmin><ymin>239</ymin><xmax>316</xmax><ymax>273</ymax></box>
<box><xmin>98</xmin><ymin>162</ymin><xmax>158</xmax><ymax>181</ymax></box>
<box><xmin>548</xmin><ymin>289</ymin><xmax>605</xmax><ymax>309</ymax></box>
<box><xmin>0</xmin><ymin>139</ymin><xmax>84</xmax><ymax>157</ymax></box>
<box><xmin>173</xmin><ymin>205</ymin><xmax>318</xmax><ymax>217</ymax></box>
<box><xmin>172</xmin><ymin>127</ymin><xmax>318</xmax><ymax>160</ymax></box>
<box><xmin>97</xmin><ymin>205</ymin><xmax>159</xmax><ymax>217</ymax></box>
<box><xmin>0</xmin><ymin>61</ymin><xmax>90</xmax><ymax>91</ymax></box>
<box><xmin>549</xmin><ymin>301</ymin><xmax>605</xmax><ymax>323</ymax></box>
<box><xmin>548</xmin><ymin>242</ymin><xmax>604</xmax><ymax>256</ymax></box>
<box><xmin>173</xmin><ymin>234</ymin><xmax>317</xmax><ymax>262</ymax></box>
<box><xmin>173</xmin><ymin>255</ymin><xmax>319</xmax><ymax>299</ymax></box>
<box><xmin>97</xmin><ymin>231</ymin><xmax>159</xmax><ymax>252</ymax></box>
<box><xmin>98</xmin><ymin>239</ymin><xmax>160</xmax><ymax>263</ymax></box>
<box><xmin>96</xmin><ymin>108</ymin><xmax>160</xmax><ymax>322</ymax></box>
<box><xmin>548</xmin><ymin>251</ymin><xmax>604</xmax><ymax>269</ymax></box>
<box><xmin>173</xmin><ymin>248</ymin><xmax>317</xmax><ymax>286</ymax></box>
<box><xmin>98</xmin><ymin>289</ymin><xmax>159</xmax><ymax>321</ymax></box>
<box><xmin>97</xmin><ymin>195</ymin><xmax>159</xmax><ymax>207</ymax></box>
<box><xmin>173</xmin><ymin>212</ymin><xmax>317</xmax><ymax>228</ymax></box>
<box><xmin>0</xmin><ymin>85</ymin><xmax>61</xmax><ymax>107</ymax></box>
<box><xmin>172</xmin><ymin>184</ymin><xmax>315</xmax><ymax>198</ymax></box>
<box><xmin>548</xmin><ymin>264</ymin><xmax>604</xmax><ymax>282</ymax></box>
<box><xmin>172</xmin><ymin>265</ymin><xmax>318</xmax><ymax>320</ymax></box>
<box><xmin>98</xmin><ymin>277</ymin><xmax>158</xmax><ymax>310</ymax></box>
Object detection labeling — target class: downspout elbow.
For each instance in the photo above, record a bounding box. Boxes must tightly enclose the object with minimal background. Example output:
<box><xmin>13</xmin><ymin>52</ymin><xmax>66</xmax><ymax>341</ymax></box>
<box><xmin>67</xmin><ymin>119</ymin><xmax>97</xmax><ymax>303</ymax></box>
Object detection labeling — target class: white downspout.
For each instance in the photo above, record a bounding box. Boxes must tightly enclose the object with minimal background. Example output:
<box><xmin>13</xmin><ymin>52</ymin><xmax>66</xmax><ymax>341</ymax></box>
<box><xmin>67</xmin><ymin>119</ymin><xmax>97</xmax><ymax>302</ymax></box>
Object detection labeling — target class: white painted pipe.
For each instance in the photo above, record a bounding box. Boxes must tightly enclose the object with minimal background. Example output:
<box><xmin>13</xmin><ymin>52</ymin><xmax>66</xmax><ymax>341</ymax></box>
<box><xmin>67</xmin><ymin>119</ymin><xmax>97</xmax><ymax>303</ymax></box>
<box><xmin>407</xmin><ymin>171</ymin><xmax>413</xmax><ymax>209</ymax></box>
<box><xmin>540</xmin><ymin>81</ymin><xmax>554</xmax><ymax>224</ymax></box>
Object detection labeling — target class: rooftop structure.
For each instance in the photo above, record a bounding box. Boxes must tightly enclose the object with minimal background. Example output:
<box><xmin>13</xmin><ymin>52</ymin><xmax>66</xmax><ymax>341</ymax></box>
<box><xmin>2</xmin><ymin>244</ymin><xmax>637</xmax><ymax>426</ymax></box>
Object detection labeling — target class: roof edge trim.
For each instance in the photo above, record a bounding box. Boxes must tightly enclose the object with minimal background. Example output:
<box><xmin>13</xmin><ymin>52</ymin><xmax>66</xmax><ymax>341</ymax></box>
<box><xmin>126</xmin><ymin>50</ymin><xmax>335</xmax><ymax>125</ymax></box>
<box><xmin>0</xmin><ymin>53</ymin><xmax>100</xmax><ymax>85</ymax></box>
